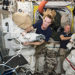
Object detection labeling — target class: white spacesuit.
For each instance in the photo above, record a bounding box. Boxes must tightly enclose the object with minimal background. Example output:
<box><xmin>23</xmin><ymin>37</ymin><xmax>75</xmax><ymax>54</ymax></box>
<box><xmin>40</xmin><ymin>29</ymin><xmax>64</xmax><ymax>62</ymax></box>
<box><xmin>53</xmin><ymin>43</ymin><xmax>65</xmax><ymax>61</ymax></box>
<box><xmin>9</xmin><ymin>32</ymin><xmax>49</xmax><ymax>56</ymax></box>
<box><xmin>63</xmin><ymin>34</ymin><xmax>75</xmax><ymax>75</ymax></box>
<box><xmin>2</xmin><ymin>16</ymin><xmax>45</xmax><ymax>73</ymax></box>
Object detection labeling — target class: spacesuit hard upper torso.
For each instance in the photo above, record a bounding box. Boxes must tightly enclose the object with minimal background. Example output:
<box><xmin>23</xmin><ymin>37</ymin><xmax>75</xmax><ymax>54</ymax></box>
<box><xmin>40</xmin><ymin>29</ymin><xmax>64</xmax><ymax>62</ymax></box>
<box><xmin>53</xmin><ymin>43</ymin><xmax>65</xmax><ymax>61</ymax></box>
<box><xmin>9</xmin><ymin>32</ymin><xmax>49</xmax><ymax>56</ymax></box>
<box><xmin>8</xmin><ymin>25</ymin><xmax>36</xmax><ymax>56</ymax></box>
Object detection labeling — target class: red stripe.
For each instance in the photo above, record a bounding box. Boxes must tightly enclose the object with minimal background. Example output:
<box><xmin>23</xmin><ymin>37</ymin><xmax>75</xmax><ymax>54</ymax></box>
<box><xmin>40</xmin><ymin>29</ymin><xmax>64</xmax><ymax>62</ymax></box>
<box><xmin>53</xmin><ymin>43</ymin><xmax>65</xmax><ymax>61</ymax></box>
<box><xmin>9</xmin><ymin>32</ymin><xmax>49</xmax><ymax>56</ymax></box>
<box><xmin>66</xmin><ymin>58</ymin><xmax>75</xmax><ymax>70</ymax></box>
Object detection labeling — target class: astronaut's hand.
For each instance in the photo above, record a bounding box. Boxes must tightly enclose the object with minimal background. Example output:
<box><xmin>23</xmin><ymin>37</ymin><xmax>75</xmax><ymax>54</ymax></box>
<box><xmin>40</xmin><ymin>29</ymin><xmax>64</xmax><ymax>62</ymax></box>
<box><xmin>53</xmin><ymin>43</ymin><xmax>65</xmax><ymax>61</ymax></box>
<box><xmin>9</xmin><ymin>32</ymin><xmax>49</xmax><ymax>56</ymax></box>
<box><xmin>22</xmin><ymin>42</ymin><xmax>30</xmax><ymax>46</ymax></box>
<box><xmin>21</xmin><ymin>31</ymin><xmax>26</xmax><ymax>36</ymax></box>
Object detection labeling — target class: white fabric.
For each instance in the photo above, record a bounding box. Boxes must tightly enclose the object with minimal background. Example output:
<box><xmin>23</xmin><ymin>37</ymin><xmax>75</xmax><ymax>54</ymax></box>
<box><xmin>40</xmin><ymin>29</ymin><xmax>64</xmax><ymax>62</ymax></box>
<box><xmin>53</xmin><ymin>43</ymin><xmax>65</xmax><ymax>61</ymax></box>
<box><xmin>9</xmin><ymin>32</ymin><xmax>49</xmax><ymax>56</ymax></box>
<box><xmin>63</xmin><ymin>50</ymin><xmax>75</xmax><ymax>75</ymax></box>
<box><xmin>67</xmin><ymin>34</ymin><xmax>75</xmax><ymax>50</ymax></box>
<box><xmin>63</xmin><ymin>34</ymin><xmax>75</xmax><ymax>75</ymax></box>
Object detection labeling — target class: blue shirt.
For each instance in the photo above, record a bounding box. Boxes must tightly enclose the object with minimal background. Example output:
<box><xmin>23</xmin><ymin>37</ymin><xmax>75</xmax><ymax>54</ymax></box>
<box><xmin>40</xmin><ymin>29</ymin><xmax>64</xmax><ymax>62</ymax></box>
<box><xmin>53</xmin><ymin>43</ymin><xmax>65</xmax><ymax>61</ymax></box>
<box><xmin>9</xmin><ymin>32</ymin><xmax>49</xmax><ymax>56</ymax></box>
<box><xmin>60</xmin><ymin>32</ymin><xmax>72</xmax><ymax>49</ymax></box>
<box><xmin>33</xmin><ymin>20</ymin><xmax>52</xmax><ymax>42</ymax></box>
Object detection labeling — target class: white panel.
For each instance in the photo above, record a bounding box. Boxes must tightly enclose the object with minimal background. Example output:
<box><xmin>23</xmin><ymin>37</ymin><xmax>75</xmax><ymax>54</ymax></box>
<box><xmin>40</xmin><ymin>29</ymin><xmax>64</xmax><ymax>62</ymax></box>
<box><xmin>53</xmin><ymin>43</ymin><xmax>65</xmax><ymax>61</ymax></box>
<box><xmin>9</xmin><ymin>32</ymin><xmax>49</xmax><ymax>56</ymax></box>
<box><xmin>17</xmin><ymin>1</ymin><xmax>33</xmax><ymax>21</ymax></box>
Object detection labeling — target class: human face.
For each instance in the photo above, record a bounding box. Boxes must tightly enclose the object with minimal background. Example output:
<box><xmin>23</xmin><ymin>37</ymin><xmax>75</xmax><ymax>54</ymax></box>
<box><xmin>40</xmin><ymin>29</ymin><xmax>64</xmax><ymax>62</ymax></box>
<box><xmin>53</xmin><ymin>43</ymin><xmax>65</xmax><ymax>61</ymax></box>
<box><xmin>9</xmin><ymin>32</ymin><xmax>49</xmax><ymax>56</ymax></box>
<box><xmin>64</xmin><ymin>25</ymin><xmax>71</xmax><ymax>33</ymax></box>
<box><xmin>42</xmin><ymin>16</ymin><xmax>52</xmax><ymax>30</ymax></box>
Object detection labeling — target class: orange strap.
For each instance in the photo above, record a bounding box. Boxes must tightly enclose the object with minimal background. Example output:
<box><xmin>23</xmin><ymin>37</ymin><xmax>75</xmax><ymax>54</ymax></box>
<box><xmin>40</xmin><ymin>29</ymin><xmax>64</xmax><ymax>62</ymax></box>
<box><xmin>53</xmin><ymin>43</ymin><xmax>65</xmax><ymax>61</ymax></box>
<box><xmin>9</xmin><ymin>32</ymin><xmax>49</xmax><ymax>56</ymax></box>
<box><xmin>38</xmin><ymin>1</ymin><xmax>48</xmax><ymax>14</ymax></box>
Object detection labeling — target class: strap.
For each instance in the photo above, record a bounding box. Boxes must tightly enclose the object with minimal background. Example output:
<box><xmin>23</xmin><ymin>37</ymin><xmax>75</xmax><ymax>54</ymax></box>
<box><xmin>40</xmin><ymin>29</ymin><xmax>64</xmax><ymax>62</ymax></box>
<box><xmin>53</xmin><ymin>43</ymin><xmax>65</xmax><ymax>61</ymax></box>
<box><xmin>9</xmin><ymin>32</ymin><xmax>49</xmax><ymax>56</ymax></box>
<box><xmin>66</xmin><ymin>58</ymin><xmax>75</xmax><ymax>70</ymax></box>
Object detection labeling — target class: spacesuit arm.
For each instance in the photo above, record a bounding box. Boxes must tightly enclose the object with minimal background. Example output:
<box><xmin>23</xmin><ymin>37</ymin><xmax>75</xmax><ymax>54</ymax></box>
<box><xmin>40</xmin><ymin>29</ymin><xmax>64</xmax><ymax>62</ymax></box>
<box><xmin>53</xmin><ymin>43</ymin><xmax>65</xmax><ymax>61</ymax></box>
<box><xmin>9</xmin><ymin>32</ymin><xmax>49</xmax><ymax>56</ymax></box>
<box><xmin>60</xmin><ymin>35</ymin><xmax>71</xmax><ymax>40</ymax></box>
<box><xmin>23</xmin><ymin>40</ymin><xmax>45</xmax><ymax>46</ymax></box>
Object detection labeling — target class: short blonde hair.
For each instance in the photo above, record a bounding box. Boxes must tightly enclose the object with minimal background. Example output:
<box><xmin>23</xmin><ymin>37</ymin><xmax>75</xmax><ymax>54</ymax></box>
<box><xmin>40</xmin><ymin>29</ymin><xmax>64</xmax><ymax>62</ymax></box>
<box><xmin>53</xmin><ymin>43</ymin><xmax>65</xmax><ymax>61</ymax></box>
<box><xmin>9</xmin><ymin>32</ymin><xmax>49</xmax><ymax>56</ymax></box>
<box><xmin>43</xmin><ymin>9</ymin><xmax>56</xmax><ymax>22</ymax></box>
<box><xmin>64</xmin><ymin>24</ymin><xmax>71</xmax><ymax>29</ymax></box>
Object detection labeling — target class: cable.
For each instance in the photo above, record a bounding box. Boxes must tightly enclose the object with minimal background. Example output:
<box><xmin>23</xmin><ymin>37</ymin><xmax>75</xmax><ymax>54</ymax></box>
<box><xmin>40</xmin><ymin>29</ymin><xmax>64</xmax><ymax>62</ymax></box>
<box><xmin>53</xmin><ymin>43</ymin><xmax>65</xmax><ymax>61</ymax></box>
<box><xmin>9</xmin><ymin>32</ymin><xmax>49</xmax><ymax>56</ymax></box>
<box><xmin>0</xmin><ymin>64</ymin><xmax>13</xmax><ymax>69</ymax></box>
<box><xmin>4</xmin><ymin>54</ymin><xmax>19</xmax><ymax>65</ymax></box>
<box><xmin>0</xmin><ymin>64</ymin><xmax>18</xmax><ymax>75</ymax></box>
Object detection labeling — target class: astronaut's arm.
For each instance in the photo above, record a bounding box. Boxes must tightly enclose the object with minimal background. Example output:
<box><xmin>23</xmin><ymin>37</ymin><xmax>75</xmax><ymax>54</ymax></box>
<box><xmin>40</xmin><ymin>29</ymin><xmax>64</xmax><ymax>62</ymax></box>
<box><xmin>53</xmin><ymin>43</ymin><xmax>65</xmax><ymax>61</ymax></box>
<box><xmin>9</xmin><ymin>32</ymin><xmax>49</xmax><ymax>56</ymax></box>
<box><xmin>23</xmin><ymin>40</ymin><xmax>45</xmax><ymax>46</ymax></box>
<box><xmin>60</xmin><ymin>35</ymin><xmax>71</xmax><ymax>40</ymax></box>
